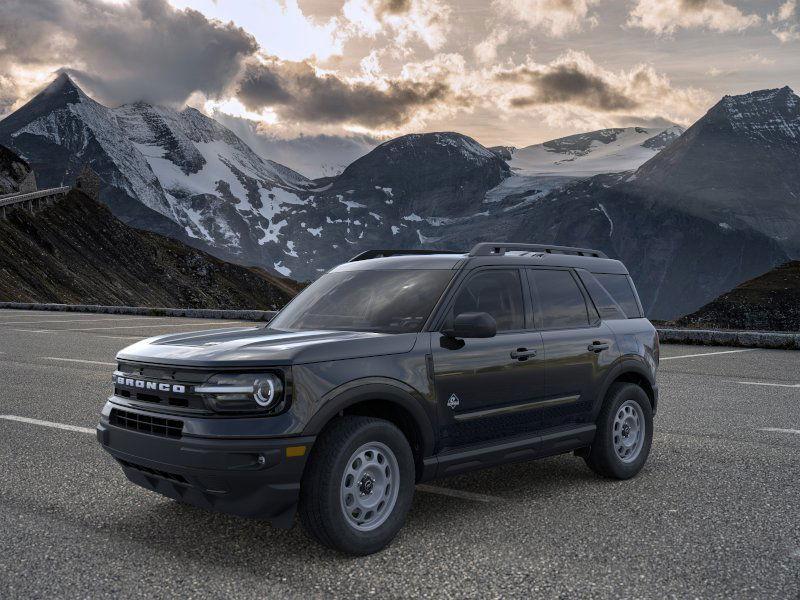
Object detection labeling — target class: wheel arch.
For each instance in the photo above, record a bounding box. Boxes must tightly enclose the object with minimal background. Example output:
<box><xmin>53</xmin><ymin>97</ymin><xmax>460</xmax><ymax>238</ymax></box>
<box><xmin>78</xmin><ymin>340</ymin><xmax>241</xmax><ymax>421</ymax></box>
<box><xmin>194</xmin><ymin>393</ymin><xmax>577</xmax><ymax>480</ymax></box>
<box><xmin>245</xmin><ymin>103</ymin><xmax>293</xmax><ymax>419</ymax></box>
<box><xmin>594</xmin><ymin>359</ymin><xmax>657</xmax><ymax>419</ymax></box>
<box><xmin>302</xmin><ymin>380</ymin><xmax>436</xmax><ymax>480</ymax></box>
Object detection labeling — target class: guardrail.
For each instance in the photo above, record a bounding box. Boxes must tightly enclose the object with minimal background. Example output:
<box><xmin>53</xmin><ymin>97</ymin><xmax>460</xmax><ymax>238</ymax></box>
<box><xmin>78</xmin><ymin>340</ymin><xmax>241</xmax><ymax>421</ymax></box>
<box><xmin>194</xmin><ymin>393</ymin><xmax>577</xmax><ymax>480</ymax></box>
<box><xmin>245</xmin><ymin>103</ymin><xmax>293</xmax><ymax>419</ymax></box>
<box><xmin>0</xmin><ymin>186</ymin><xmax>71</xmax><ymax>208</ymax></box>
<box><xmin>0</xmin><ymin>186</ymin><xmax>72</xmax><ymax>218</ymax></box>
<box><xmin>0</xmin><ymin>302</ymin><xmax>277</xmax><ymax>321</ymax></box>
<box><xmin>657</xmin><ymin>328</ymin><xmax>800</xmax><ymax>350</ymax></box>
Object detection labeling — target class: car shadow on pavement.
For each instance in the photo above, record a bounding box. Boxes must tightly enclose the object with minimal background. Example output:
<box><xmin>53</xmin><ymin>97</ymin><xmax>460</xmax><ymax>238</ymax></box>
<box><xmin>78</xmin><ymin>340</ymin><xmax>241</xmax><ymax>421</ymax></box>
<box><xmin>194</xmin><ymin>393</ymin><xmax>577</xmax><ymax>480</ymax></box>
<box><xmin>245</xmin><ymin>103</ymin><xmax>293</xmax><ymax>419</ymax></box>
<box><xmin>112</xmin><ymin>453</ymin><xmax>617</xmax><ymax>569</ymax></box>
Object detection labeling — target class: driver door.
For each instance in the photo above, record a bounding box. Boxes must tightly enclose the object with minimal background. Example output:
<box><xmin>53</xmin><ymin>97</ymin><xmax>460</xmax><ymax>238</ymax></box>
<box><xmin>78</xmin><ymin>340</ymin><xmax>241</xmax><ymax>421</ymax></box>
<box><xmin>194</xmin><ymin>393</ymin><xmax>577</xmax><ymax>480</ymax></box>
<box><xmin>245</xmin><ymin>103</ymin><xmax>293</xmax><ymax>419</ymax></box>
<box><xmin>431</xmin><ymin>268</ymin><xmax>545</xmax><ymax>449</ymax></box>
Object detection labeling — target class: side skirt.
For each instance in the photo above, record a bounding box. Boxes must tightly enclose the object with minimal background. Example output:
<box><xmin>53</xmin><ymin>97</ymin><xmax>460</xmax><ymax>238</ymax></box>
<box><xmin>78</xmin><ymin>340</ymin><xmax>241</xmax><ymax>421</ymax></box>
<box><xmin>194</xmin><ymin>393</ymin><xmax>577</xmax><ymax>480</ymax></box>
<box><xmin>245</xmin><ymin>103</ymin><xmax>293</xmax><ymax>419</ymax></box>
<box><xmin>421</xmin><ymin>423</ymin><xmax>596</xmax><ymax>480</ymax></box>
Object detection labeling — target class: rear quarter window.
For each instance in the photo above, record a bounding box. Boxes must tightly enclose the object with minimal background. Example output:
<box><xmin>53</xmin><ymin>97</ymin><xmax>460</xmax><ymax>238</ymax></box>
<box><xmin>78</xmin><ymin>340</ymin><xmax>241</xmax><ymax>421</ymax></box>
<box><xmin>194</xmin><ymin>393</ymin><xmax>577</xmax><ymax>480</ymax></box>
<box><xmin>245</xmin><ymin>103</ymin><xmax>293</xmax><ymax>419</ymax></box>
<box><xmin>592</xmin><ymin>273</ymin><xmax>643</xmax><ymax>318</ymax></box>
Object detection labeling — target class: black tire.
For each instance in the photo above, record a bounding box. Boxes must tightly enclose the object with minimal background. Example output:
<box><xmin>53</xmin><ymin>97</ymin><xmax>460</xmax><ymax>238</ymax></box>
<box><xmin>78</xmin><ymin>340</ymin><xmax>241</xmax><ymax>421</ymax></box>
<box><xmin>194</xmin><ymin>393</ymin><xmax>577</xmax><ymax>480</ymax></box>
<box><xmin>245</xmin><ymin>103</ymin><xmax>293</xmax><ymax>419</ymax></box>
<box><xmin>298</xmin><ymin>416</ymin><xmax>415</xmax><ymax>555</ymax></box>
<box><xmin>584</xmin><ymin>383</ymin><xmax>653</xmax><ymax>479</ymax></box>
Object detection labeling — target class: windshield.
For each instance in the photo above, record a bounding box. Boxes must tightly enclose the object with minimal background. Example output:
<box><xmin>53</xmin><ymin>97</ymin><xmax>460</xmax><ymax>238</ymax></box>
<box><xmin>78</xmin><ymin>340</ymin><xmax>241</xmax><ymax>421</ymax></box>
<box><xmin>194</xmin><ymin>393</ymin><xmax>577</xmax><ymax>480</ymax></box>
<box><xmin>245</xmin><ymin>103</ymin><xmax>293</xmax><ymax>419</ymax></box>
<box><xmin>269</xmin><ymin>269</ymin><xmax>455</xmax><ymax>334</ymax></box>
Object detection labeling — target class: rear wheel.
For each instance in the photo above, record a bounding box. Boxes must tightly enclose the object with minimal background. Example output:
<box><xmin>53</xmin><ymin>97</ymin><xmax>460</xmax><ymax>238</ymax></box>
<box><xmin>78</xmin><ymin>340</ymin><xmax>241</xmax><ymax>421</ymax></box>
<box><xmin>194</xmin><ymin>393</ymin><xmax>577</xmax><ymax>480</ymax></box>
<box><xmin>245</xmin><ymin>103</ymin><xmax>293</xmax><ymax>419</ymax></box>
<box><xmin>584</xmin><ymin>383</ymin><xmax>653</xmax><ymax>479</ymax></box>
<box><xmin>298</xmin><ymin>416</ymin><xmax>415</xmax><ymax>555</ymax></box>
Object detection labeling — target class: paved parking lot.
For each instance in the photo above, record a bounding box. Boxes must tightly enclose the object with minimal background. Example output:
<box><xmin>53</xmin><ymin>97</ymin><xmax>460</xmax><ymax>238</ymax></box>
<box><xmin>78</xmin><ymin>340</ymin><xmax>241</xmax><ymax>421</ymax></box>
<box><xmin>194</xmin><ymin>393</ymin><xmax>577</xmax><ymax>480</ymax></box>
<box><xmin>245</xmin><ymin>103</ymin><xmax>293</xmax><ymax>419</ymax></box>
<box><xmin>0</xmin><ymin>309</ymin><xmax>798</xmax><ymax>598</ymax></box>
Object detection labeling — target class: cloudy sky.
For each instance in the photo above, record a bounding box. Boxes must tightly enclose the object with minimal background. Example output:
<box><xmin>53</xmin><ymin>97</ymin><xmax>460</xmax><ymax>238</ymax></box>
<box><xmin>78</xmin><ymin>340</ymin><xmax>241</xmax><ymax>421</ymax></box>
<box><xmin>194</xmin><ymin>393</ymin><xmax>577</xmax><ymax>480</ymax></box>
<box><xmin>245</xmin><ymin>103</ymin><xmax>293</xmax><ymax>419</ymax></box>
<box><xmin>0</xmin><ymin>0</ymin><xmax>797</xmax><ymax>147</ymax></box>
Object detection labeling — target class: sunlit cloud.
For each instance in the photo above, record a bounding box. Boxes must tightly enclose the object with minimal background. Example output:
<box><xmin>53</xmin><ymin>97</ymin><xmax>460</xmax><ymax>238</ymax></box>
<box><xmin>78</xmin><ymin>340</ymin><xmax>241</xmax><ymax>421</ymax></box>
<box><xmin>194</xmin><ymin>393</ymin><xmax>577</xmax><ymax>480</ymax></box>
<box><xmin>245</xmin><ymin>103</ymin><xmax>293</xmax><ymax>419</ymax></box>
<box><xmin>627</xmin><ymin>0</ymin><xmax>761</xmax><ymax>35</ymax></box>
<box><xmin>474</xmin><ymin>28</ymin><xmax>510</xmax><ymax>64</ymax></box>
<box><xmin>490</xmin><ymin>51</ymin><xmax>712</xmax><ymax>128</ymax></box>
<box><xmin>493</xmin><ymin>0</ymin><xmax>600</xmax><ymax>37</ymax></box>
<box><xmin>342</xmin><ymin>0</ymin><xmax>451</xmax><ymax>51</ymax></box>
<box><xmin>167</xmin><ymin>0</ymin><xmax>347</xmax><ymax>61</ymax></box>
<box><xmin>203</xmin><ymin>97</ymin><xmax>279</xmax><ymax>124</ymax></box>
<box><xmin>768</xmin><ymin>0</ymin><xmax>800</xmax><ymax>42</ymax></box>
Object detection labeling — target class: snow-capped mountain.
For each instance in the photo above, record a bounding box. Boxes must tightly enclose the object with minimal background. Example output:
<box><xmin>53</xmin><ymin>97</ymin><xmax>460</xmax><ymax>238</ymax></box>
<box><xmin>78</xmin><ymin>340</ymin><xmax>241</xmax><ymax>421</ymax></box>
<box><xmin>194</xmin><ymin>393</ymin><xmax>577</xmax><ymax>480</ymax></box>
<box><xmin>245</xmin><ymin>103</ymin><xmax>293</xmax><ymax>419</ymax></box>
<box><xmin>634</xmin><ymin>86</ymin><xmax>800</xmax><ymax>256</ymax></box>
<box><xmin>508</xmin><ymin>126</ymin><xmax>684</xmax><ymax>177</ymax></box>
<box><xmin>0</xmin><ymin>73</ymin><xmax>318</xmax><ymax>271</ymax></box>
<box><xmin>0</xmin><ymin>76</ymin><xmax>512</xmax><ymax>280</ymax></box>
<box><xmin>262</xmin><ymin>131</ymin><xmax>511</xmax><ymax>277</ymax></box>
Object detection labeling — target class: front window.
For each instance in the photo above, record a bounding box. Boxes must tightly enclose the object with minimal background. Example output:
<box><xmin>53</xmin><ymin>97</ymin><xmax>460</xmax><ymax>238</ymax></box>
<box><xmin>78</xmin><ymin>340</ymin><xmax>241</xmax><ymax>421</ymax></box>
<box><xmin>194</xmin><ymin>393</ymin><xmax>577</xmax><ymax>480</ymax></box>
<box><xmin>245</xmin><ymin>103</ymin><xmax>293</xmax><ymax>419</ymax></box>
<box><xmin>269</xmin><ymin>269</ymin><xmax>455</xmax><ymax>334</ymax></box>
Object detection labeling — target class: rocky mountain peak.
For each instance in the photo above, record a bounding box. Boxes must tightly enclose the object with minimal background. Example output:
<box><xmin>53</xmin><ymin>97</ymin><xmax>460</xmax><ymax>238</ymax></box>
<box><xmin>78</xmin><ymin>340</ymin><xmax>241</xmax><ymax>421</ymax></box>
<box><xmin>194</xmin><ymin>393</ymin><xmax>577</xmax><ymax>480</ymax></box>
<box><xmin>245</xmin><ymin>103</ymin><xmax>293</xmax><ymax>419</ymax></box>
<box><xmin>705</xmin><ymin>86</ymin><xmax>800</xmax><ymax>140</ymax></box>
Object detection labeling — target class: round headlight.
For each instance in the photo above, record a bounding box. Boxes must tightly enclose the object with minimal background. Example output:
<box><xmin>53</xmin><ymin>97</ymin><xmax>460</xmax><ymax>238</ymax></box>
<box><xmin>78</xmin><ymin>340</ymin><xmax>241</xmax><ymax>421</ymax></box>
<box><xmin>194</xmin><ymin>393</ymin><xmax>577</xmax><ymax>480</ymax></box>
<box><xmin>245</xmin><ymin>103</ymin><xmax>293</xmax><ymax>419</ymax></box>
<box><xmin>254</xmin><ymin>376</ymin><xmax>281</xmax><ymax>408</ymax></box>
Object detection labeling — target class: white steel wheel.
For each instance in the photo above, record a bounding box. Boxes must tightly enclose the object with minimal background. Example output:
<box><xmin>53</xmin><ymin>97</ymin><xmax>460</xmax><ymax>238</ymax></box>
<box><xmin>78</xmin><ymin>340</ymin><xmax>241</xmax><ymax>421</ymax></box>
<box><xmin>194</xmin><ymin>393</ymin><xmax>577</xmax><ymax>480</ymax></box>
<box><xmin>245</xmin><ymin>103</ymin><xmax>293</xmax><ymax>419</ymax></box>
<box><xmin>612</xmin><ymin>399</ymin><xmax>646</xmax><ymax>463</ymax></box>
<box><xmin>340</xmin><ymin>441</ymin><xmax>400</xmax><ymax>532</ymax></box>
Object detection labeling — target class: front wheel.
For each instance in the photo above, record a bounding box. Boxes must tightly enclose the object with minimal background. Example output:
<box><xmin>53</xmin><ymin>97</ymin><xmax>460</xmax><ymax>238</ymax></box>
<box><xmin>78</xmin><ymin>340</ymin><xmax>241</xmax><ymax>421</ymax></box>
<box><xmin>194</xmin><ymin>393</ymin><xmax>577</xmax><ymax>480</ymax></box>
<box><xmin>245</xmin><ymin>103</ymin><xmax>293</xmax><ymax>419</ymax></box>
<box><xmin>298</xmin><ymin>416</ymin><xmax>415</xmax><ymax>555</ymax></box>
<box><xmin>584</xmin><ymin>383</ymin><xmax>653</xmax><ymax>479</ymax></box>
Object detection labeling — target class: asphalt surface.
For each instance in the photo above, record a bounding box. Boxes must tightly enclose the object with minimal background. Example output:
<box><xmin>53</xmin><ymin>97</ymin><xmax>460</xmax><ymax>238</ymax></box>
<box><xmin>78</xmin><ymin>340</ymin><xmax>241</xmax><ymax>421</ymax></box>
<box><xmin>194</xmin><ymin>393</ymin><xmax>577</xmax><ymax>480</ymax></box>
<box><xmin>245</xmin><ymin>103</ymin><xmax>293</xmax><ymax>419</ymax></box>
<box><xmin>0</xmin><ymin>309</ymin><xmax>798</xmax><ymax>599</ymax></box>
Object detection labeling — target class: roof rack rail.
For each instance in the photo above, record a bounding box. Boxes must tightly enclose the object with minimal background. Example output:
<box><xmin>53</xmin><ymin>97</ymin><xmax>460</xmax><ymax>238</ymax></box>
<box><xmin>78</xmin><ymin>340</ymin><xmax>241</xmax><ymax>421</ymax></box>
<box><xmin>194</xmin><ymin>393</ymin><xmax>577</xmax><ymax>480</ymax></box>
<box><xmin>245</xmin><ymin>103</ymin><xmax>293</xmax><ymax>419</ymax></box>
<box><xmin>348</xmin><ymin>249</ymin><xmax>464</xmax><ymax>262</ymax></box>
<box><xmin>468</xmin><ymin>242</ymin><xmax>608</xmax><ymax>259</ymax></box>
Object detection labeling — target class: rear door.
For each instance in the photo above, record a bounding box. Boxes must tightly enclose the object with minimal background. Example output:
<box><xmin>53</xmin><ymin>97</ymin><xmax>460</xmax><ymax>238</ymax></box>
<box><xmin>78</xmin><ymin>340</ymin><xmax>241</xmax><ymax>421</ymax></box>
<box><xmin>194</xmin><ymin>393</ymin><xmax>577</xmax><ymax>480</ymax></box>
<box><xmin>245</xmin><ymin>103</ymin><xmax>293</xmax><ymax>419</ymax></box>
<box><xmin>431</xmin><ymin>267</ymin><xmax>545</xmax><ymax>449</ymax></box>
<box><xmin>527</xmin><ymin>268</ymin><xmax>618</xmax><ymax>430</ymax></box>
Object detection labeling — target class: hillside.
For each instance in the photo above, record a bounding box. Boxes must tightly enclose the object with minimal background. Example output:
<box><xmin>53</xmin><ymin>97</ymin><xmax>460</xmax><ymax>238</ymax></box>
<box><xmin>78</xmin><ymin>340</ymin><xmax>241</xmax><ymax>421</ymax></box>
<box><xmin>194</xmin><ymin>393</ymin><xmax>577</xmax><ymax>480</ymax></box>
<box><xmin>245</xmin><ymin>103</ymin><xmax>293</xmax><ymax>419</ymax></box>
<box><xmin>0</xmin><ymin>144</ymin><xmax>34</xmax><ymax>194</ymax></box>
<box><xmin>673</xmin><ymin>262</ymin><xmax>800</xmax><ymax>332</ymax></box>
<box><xmin>0</xmin><ymin>190</ymin><xmax>298</xmax><ymax>308</ymax></box>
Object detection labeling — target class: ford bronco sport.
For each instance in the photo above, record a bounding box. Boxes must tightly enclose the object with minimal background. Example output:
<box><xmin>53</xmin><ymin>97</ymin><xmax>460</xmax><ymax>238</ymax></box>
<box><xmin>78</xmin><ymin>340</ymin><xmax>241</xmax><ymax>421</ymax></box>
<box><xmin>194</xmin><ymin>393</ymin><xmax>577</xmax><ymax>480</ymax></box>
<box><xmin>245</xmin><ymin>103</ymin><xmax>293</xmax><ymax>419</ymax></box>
<box><xmin>97</xmin><ymin>243</ymin><xmax>658</xmax><ymax>555</ymax></box>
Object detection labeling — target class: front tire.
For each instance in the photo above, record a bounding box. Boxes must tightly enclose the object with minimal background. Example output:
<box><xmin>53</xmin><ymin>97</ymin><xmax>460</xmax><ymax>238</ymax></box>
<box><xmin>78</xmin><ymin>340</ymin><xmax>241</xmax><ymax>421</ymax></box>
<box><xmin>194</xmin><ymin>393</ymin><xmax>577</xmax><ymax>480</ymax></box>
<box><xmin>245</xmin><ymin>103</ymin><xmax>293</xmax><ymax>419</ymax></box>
<box><xmin>298</xmin><ymin>416</ymin><xmax>415</xmax><ymax>555</ymax></box>
<box><xmin>584</xmin><ymin>383</ymin><xmax>653</xmax><ymax>479</ymax></box>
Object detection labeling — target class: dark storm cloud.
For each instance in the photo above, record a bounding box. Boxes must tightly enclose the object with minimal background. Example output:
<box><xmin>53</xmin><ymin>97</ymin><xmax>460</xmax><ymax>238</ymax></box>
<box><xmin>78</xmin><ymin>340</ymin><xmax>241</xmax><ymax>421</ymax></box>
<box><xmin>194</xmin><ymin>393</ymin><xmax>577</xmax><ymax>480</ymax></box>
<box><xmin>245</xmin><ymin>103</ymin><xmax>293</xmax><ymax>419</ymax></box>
<box><xmin>0</xmin><ymin>0</ymin><xmax>257</xmax><ymax>106</ymax></box>
<box><xmin>237</xmin><ymin>58</ymin><xmax>451</xmax><ymax>128</ymax></box>
<box><xmin>496</xmin><ymin>62</ymin><xmax>639</xmax><ymax>111</ymax></box>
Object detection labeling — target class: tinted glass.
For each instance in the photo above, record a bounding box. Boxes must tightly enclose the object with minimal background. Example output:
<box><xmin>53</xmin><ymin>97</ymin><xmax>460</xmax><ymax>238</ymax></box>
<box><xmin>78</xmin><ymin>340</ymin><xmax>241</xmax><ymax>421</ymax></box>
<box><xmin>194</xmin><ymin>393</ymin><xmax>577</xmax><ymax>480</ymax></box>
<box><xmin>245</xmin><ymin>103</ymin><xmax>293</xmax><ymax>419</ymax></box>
<box><xmin>593</xmin><ymin>273</ymin><xmax>642</xmax><ymax>318</ymax></box>
<box><xmin>576</xmin><ymin>270</ymin><xmax>626</xmax><ymax>320</ymax></box>
<box><xmin>530</xmin><ymin>269</ymin><xmax>589</xmax><ymax>329</ymax></box>
<box><xmin>447</xmin><ymin>270</ymin><xmax>524</xmax><ymax>332</ymax></box>
<box><xmin>269</xmin><ymin>269</ymin><xmax>454</xmax><ymax>333</ymax></box>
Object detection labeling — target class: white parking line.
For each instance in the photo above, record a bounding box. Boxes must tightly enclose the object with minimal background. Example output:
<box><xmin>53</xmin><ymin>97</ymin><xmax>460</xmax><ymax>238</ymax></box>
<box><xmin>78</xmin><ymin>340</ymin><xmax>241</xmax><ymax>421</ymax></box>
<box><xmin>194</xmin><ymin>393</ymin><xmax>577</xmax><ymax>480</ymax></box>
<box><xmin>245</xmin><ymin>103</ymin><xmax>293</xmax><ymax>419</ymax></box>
<box><xmin>0</xmin><ymin>415</ymin><xmax>95</xmax><ymax>435</ymax></box>
<box><xmin>758</xmin><ymin>427</ymin><xmax>800</xmax><ymax>435</ymax></box>
<box><xmin>415</xmin><ymin>484</ymin><xmax>501</xmax><ymax>503</ymax></box>
<box><xmin>40</xmin><ymin>357</ymin><xmax>117</xmax><ymax>366</ymax></box>
<box><xmin>738</xmin><ymin>381</ymin><xmax>800</xmax><ymax>388</ymax></box>
<box><xmin>661</xmin><ymin>349</ymin><xmax>755</xmax><ymax>361</ymax></box>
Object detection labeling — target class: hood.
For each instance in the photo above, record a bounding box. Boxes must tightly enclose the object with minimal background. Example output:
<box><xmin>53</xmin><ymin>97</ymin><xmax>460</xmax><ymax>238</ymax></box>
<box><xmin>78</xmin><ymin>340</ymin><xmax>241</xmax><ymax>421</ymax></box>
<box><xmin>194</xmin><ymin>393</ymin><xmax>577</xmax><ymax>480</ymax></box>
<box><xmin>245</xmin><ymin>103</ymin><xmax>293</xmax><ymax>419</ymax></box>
<box><xmin>116</xmin><ymin>326</ymin><xmax>418</xmax><ymax>368</ymax></box>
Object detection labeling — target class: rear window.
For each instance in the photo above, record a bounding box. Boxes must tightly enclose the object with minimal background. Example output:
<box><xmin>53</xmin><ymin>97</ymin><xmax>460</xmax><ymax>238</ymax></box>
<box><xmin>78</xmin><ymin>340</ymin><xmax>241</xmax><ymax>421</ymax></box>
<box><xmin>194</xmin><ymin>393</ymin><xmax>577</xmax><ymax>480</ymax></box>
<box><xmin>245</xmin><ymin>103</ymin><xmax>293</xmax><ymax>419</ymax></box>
<box><xmin>593</xmin><ymin>273</ymin><xmax>642</xmax><ymax>318</ymax></box>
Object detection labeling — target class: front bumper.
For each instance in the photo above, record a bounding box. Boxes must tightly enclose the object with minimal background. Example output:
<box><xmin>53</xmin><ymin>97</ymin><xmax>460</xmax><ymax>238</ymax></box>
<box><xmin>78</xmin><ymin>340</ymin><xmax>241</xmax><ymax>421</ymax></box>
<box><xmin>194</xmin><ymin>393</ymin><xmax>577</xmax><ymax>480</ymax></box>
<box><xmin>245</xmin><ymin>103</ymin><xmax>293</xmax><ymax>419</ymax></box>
<box><xmin>97</xmin><ymin>402</ymin><xmax>314</xmax><ymax>528</ymax></box>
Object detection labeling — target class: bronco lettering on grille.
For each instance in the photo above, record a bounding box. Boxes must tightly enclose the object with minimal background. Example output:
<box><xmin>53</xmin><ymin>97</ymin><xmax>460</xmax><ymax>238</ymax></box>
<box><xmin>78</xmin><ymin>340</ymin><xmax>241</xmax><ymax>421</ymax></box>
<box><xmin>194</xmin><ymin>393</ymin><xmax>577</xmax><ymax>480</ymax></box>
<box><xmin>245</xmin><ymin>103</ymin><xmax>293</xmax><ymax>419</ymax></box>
<box><xmin>115</xmin><ymin>376</ymin><xmax>185</xmax><ymax>394</ymax></box>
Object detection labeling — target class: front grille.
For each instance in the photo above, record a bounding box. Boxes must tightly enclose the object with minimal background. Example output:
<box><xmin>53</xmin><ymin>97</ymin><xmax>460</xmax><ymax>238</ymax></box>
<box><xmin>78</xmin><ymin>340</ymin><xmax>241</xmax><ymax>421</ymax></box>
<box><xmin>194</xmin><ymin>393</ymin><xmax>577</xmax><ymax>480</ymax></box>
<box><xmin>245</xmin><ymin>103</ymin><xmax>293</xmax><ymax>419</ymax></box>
<box><xmin>113</xmin><ymin>362</ymin><xmax>211</xmax><ymax>413</ymax></box>
<box><xmin>117</xmin><ymin>458</ymin><xmax>188</xmax><ymax>484</ymax></box>
<box><xmin>110</xmin><ymin>408</ymin><xmax>183</xmax><ymax>439</ymax></box>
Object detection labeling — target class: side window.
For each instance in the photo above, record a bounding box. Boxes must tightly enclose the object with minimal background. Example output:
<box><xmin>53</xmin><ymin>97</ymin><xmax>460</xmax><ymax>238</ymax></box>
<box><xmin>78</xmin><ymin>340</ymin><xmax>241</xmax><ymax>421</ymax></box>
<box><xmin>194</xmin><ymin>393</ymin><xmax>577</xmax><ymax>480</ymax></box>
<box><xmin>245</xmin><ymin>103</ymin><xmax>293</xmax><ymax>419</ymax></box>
<box><xmin>593</xmin><ymin>273</ymin><xmax>643</xmax><ymax>318</ymax></box>
<box><xmin>529</xmin><ymin>269</ymin><xmax>590</xmax><ymax>329</ymax></box>
<box><xmin>576</xmin><ymin>270</ymin><xmax>626</xmax><ymax>320</ymax></box>
<box><xmin>447</xmin><ymin>270</ymin><xmax>525</xmax><ymax>332</ymax></box>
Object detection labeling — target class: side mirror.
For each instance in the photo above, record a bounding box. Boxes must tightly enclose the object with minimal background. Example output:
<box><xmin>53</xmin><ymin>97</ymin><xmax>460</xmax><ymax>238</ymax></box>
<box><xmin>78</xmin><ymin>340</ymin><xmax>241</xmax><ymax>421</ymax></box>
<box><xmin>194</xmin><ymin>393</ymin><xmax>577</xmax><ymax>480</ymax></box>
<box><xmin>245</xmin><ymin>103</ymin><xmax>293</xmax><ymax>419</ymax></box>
<box><xmin>442</xmin><ymin>312</ymin><xmax>497</xmax><ymax>339</ymax></box>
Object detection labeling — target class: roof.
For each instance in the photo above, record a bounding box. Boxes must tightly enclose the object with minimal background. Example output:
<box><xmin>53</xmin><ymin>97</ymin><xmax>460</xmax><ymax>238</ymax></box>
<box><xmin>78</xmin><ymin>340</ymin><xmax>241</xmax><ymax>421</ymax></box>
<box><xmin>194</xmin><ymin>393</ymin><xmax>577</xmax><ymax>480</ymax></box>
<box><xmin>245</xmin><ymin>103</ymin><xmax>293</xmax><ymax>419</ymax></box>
<box><xmin>333</xmin><ymin>244</ymin><xmax>629</xmax><ymax>275</ymax></box>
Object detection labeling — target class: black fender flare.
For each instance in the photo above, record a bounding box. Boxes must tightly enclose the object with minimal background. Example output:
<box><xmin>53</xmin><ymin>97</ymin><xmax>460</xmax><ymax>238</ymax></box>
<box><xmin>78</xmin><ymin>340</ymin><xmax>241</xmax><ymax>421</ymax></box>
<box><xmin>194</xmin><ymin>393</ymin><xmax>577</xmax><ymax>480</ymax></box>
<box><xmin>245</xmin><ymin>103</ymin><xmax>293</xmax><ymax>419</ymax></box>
<box><xmin>302</xmin><ymin>378</ymin><xmax>436</xmax><ymax>458</ymax></box>
<box><xmin>592</xmin><ymin>356</ymin><xmax>657</xmax><ymax>419</ymax></box>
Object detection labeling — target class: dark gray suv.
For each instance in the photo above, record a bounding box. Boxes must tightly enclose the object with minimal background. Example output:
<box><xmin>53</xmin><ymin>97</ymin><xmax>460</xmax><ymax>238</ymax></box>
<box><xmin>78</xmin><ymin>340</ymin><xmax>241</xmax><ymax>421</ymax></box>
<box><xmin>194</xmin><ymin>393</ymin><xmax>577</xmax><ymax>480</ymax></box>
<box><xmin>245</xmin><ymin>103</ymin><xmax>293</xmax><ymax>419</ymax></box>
<box><xmin>97</xmin><ymin>243</ymin><xmax>659</xmax><ymax>555</ymax></box>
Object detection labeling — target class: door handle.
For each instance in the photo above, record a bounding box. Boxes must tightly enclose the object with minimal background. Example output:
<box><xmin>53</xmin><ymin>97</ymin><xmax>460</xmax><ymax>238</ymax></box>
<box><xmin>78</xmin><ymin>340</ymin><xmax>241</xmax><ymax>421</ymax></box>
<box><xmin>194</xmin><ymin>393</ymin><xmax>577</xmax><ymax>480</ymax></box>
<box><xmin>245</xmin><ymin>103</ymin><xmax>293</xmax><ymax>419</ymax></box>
<box><xmin>511</xmin><ymin>348</ymin><xmax>537</xmax><ymax>361</ymax></box>
<box><xmin>588</xmin><ymin>341</ymin><xmax>610</xmax><ymax>353</ymax></box>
